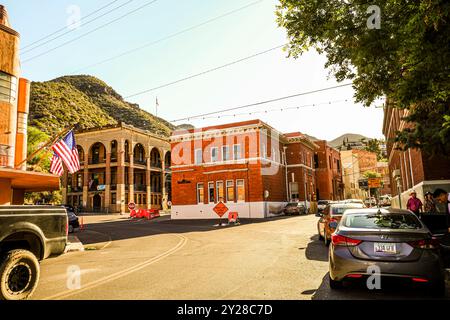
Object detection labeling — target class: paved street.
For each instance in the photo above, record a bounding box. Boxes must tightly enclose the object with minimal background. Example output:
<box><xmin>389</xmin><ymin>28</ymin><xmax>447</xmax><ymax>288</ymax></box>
<box><xmin>33</xmin><ymin>214</ymin><xmax>449</xmax><ymax>300</ymax></box>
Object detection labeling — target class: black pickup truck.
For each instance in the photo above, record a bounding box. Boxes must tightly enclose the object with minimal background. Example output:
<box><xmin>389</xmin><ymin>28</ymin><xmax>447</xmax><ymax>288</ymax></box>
<box><xmin>0</xmin><ymin>206</ymin><xmax>68</xmax><ymax>300</ymax></box>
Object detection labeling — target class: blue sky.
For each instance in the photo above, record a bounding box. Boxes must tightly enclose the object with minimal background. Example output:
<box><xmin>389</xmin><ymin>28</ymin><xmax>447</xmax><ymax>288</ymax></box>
<box><xmin>4</xmin><ymin>0</ymin><xmax>384</xmax><ymax>140</ymax></box>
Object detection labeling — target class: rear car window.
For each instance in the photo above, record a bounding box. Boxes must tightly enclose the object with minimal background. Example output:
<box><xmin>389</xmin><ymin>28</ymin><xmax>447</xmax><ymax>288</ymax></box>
<box><xmin>331</xmin><ymin>205</ymin><xmax>364</xmax><ymax>215</ymax></box>
<box><xmin>286</xmin><ymin>203</ymin><xmax>298</xmax><ymax>207</ymax></box>
<box><xmin>318</xmin><ymin>201</ymin><xmax>328</xmax><ymax>205</ymax></box>
<box><xmin>343</xmin><ymin>213</ymin><xmax>422</xmax><ymax>229</ymax></box>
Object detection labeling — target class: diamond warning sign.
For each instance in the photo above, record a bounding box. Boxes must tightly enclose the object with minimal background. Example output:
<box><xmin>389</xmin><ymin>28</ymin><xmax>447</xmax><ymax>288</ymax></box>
<box><xmin>213</xmin><ymin>202</ymin><xmax>229</xmax><ymax>218</ymax></box>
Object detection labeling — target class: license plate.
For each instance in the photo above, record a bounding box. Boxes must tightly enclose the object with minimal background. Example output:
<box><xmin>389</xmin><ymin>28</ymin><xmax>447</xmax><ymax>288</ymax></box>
<box><xmin>374</xmin><ymin>242</ymin><xmax>397</xmax><ymax>254</ymax></box>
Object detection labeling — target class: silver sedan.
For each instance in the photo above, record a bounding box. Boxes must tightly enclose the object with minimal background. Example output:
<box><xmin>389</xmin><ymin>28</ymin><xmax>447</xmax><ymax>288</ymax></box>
<box><xmin>329</xmin><ymin>208</ymin><xmax>446</xmax><ymax>297</ymax></box>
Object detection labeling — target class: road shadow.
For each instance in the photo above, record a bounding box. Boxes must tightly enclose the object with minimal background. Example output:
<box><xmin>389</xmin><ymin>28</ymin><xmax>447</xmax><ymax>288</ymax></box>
<box><xmin>75</xmin><ymin>214</ymin><xmax>305</xmax><ymax>245</ymax></box>
<box><xmin>312</xmin><ymin>273</ymin><xmax>449</xmax><ymax>300</ymax></box>
<box><xmin>305</xmin><ymin>235</ymin><xmax>329</xmax><ymax>262</ymax></box>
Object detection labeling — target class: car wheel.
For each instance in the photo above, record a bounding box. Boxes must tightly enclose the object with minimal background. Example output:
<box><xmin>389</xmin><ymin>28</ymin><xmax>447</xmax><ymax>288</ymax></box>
<box><xmin>0</xmin><ymin>249</ymin><xmax>40</xmax><ymax>300</ymax></box>
<box><xmin>329</xmin><ymin>276</ymin><xmax>343</xmax><ymax>290</ymax></box>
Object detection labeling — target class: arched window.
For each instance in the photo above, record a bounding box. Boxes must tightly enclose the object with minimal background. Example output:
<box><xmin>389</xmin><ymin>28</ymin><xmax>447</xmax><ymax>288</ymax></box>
<box><xmin>133</xmin><ymin>144</ymin><xmax>146</xmax><ymax>164</ymax></box>
<box><xmin>150</xmin><ymin>148</ymin><xmax>161</xmax><ymax>168</ymax></box>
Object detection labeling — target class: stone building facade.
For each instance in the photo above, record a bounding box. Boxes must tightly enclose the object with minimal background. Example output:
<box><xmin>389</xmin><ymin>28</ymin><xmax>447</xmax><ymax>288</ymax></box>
<box><xmin>62</xmin><ymin>123</ymin><xmax>171</xmax><ymax>213</ymax></box>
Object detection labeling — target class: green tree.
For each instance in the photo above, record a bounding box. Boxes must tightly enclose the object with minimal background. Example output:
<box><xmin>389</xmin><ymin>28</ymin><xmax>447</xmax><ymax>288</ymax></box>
<box><xmin>364</xmin><ymin>139</ymin><xmax>383</xmax><ymax>161</ymax></box>
<box><xmin>276</xmin><ymin>0</ymin><xmax>450</xmax><ymax>155</ymax></box>
<box><xmin>25</xmin><ymin>126</ymin><xmax>62</xmax><ymax>204</ymax></box>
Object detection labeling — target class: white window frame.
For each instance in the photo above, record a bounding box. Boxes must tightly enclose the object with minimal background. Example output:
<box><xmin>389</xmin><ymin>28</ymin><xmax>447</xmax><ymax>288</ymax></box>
<box><xmin>233</xmin><ymin>144</ymin><xmax>242</xmax><ymax>160</ymax></box>
<box><xmin>222</xmin><ymin>145</ymin><xmax>230</xmax><ymax>162</ymax></box>
<box><xmin>236</xmin><ymin>179</ymin><xmax>245</xmax><ymax>203</ymax></box>
<box><xmin>226</xmin><ymin>180</ymin><xmax>235</xmax><ymax>203</ymax></box>
<box><xmin>211</xmin><ymin>147</ymin><xmax>219</xmax><ymax>162</ymax></box>
<box><xmin>197</xmin><ymin>183</ymin><xmax>204</xmax><ymax>204</ymax></box>
<box><xmin>194</xmin><ymin>148</ymin><xmax>203</xmax><ymax>165</ymax></box>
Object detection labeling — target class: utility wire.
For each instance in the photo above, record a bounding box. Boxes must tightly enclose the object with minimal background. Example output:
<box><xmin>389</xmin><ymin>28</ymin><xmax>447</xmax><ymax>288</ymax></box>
<box><xmin>21</xmin><ymin>0</ymin><xmax>125</xmax><ymax>52</ymax></box>
<box><xmin>70</xmin><ymin>0</ymin><xmax>265</xmax><ymax>74</ymax></box>
<box><xmin>22</xmin><ymin>0</ymin><xmax>159</xmax><ymax>64</ymax></box>
<box><xmin>22</xmin><ymin>0</ymin><xmax>134</xmax><ymax>54</ymax></box>
<box><xmin>125</xmin><ymin>44</ymin><xmax>286</xmax><ymax>99</ymax></box>
<box><xmin>170</xmin><ymin>83</ymin><xmax>353</xmax><ymax>122</ymax></box>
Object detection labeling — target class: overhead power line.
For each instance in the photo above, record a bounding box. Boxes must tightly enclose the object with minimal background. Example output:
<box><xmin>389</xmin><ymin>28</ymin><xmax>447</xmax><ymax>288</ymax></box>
<box><xmin>196</xmin><ymin>99</ymin><xmax>351</xmax><ymax>120</ymax></box>
<box><xmin>21</xmin><ymin>0</ymin><xmax>134</xmax><ymax>55</ymax></box>
<box><xmin>170</xmin><ymin>83</ymin><xmax>354</xmax><ymax>122</ymax></box>
<box><xmin>70</xmin><ymin>0</ymin><xmax>265</xmax><ymax>74</ymax></box>
<box><xmin>21</xmin><ymin>0</ymin><xmax>125</xmax><ymax>52</ymax></box>
<box><xmin>22</xmin><ymin>0</ymin><xmax>160</xmax><ymax>64</ymax></box>
<box><xmin>125</xmin><ymin>44</ymin><xmax>286</xmax><ymax>99</ymax></box>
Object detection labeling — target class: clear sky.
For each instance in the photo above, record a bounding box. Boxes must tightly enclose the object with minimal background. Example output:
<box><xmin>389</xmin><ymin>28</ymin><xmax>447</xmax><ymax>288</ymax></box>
<box><xmin>4</xmin><ymin>0</ymin><xmax>385</xmax><ymax>141</ymax></box>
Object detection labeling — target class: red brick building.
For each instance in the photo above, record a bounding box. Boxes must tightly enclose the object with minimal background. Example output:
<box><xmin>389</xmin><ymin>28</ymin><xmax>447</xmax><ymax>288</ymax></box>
<box><xmin>170</xmin><ymin>120</ymin><xmax>318</xmax><ymax>219</ymax></box>
<box><xmin>314</xmin><ymin>140</ymin><xmax>344</xmax><ymax>201</ymax></box>
<box><xmin>383</xmin><ymin>105</ymin><xmax>450</xmax><ymax>208</ymax></box>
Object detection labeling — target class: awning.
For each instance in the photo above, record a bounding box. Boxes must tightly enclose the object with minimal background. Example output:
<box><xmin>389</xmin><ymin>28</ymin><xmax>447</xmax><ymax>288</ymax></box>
<box><xmin>0</xmin><ymin>167</ymin><xmax>60</xmax><ymax>192</ymax></box>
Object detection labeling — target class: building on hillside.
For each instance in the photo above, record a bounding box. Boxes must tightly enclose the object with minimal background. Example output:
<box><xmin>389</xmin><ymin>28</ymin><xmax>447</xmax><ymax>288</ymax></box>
<box><xmin>62</xmin><ymin>123</ymin><xmax>171</xmax><ymax>213</ymax></box>
<box><xmin>0</xmin><ymin>5</ymin><xmax>59</xmax><ymax>204</ymax></box>
<box><xmin>382</xmin><ymin>104</ymin><xmax>450</xmax><ymax>209</ymax></box>
<box><xmin>314</xmin><ymin>140</ymin><xmax>344</xmax><ymax>201</ymax></box>
<box><xmin>170</xmin><ymin>120</ymin><xmax>318</xmax><ymax>219</ymax></box>
<box><xmin>340</xmin><ymin>149</ymin><xmax>377</xmax><ymax>200</ymax></box>
<box><xmin>374</xmin><ymin>161</ymin><xmax>391</xmax><ymax>196</ymax></box>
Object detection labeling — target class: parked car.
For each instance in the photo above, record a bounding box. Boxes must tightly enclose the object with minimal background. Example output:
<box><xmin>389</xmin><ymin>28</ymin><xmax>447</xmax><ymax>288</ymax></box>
<box><xmin>318</xmin><ymin>200</ymin><xmax>331</xmax><ymax>213</ymax></box>
<box><xmin>329</xmin><ymin>208</ymin><xmax>446</xmax><ymax>296</ymax></box>
<box><xmin>64</xmin><ymin>205</ymin><xmax>80</xmax><ymax>233</ymax></box>
<box><xmin>379</xmin><ymin>195</ymin><xmax>392</xmax><ymax>207</ymax></box>
<box><xmin>318</xmin><ymin>202</ymin><xmax>365</xmax><ymax>245</ymax></box>
<box><xmin>343</xmin><ymin>199</ymin><xmax>366</xmax><ymax>206</ymax></box>
<box><xmin>0</xmin><ymin>206</ymin><xmax>68</xmax><ymax>300</ymax></box>
<box><xmin>364</xmin><ymin>197</ymin><xmax>377</xmax><ymax>207</ymax></box>
<box><xmin>283</xmin><ymin>202</ymin><xmax>307</xmax><ymax>215</ymax></box>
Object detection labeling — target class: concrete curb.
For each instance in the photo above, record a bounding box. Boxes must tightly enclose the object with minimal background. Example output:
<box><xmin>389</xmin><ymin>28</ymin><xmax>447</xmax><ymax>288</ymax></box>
<box><xmin>65</xmin><ymin>235</ymin><xmax>85</xmax><ymax>253</ymax></box>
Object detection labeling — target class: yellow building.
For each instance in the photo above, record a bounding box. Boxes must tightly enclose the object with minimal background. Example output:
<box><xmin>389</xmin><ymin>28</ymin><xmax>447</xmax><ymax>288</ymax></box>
<box><xmin>0</xmin><ymin>5</ymin><xmax>59</xmax><ymax>205</ymax></box>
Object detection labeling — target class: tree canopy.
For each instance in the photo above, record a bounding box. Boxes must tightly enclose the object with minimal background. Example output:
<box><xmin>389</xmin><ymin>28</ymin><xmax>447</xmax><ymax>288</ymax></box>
<box><xmin>276</xmin><ymin>0</ymin><xmax>450</xmax><ymax>155</ymax></box>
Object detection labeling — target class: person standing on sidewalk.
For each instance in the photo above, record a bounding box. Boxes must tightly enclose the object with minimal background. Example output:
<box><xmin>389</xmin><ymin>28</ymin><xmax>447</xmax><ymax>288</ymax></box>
<box><xmin>433</xmin><ymin>188</ymin><xmax>450</xmax><ymax>232</ymax></box>
<box><xmin>406</xmin><ymin>191</ymin><xmax>423</xmax><ymax>214</ymax></box>
<box><xmin>424</xmin><ymin>191</ymin><xmax>437</xmax><ymax>213</ymax></box>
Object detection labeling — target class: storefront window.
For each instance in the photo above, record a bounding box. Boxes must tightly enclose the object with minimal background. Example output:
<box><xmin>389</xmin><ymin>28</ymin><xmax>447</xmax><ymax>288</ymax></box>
<box><xmin>237</xmin><ymin>180</ymin><xmax>245</xmax><ymax>202</ymax></box>
<box><xmin>208</xmin><ymin>182</ymin><xmax>215</xmax><ymax>203</ymax></box>
<box><xmin>0</xmin><ymin>72</ymin><xmax>17</xmax><ymax>103</ymax></box>
<box><xmin>197</xmin><ymin>183</ymin><xmax>204</xmax><ymax>204</ymax></box>
<box><xmin>216</xmin><ymin>181</ymin><xmax>224</xmax><ymax>202</ymax></box>
<box><xmin>226</xmin><ymin>180</ymin><xmax>234</xmax><ymax>202</ymax></box>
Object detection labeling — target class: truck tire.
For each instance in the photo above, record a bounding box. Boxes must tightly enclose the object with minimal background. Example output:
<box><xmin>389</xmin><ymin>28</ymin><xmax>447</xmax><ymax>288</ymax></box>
<box><xmin>0</xmin><ymin>249</ymin><xmax>40</xmax><ymax>300</ymax></box>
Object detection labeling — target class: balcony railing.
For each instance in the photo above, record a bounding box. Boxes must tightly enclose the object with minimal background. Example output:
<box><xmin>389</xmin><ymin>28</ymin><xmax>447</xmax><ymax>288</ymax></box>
<box><xmin>134</xmin><ymin>159</ymin><xmax>147</xmax><ymax>166</ymax></box>
<box><xmin>134</xmin><ymin>184</ymin><xmax>146</xmax><ymax>192</ymax></box>
<box><xmin>89</xmin><ymin>158</ymin><xmax>106</xmax><ymax>165</ymax></box>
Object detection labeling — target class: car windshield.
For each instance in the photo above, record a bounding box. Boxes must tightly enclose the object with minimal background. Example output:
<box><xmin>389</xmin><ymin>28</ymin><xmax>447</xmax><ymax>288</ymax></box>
<box><xmin>343</xmin><ymin>213</ymin><xmax>422</xmax><ymax>230</ymax></box>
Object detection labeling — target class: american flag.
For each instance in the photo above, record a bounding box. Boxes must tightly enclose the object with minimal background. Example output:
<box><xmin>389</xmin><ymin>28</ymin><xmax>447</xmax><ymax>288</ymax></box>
<box><xmin>50</xmin><ymin>152</ymin><xmax>64</xmax><ymax>176</ymax></box>
<box><xmin>52</xmin><ymin>130</ymin><xmax>80</xmax><ymax>174</ymax></box>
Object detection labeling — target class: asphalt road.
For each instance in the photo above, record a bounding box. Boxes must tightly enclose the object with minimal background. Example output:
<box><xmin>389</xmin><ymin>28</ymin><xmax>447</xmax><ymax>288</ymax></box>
<box><xmin>32</xmin><ymin>214</ymin><xmax>449</xmax><ymax>300</ymax></box>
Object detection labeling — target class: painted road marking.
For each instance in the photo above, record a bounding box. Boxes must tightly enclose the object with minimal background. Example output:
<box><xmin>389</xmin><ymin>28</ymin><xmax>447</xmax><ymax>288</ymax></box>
<box><xmin>41</xmin><ymin>233</ymin><xmax>188</xmax><ymax>300</ymax></box>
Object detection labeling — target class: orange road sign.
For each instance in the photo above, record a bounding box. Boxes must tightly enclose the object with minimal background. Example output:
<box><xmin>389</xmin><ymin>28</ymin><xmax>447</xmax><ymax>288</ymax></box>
<box><xmin>213</xmin><ymin>202</ymin><xmax>229</xmax><ymax>218</ymax></box>
<box><xmin>368</xmin><ymin>178</ymin><xmax>382</xmax><ymax>188</ymax></box>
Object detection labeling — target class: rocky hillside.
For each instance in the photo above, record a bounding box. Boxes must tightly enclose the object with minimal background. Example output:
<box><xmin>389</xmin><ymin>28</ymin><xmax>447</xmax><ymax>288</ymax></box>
<box><xmin>29</xmin><ymin>75</ymin><xmax>176</xmax><ymax>137</ymax></box>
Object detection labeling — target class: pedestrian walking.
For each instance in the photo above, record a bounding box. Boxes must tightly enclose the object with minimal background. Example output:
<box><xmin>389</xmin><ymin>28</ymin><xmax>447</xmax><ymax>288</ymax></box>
<box><xmin>406</xmin><ymin>191</ymin><xmax>423</xmax><ymax>214</ymax></box>
<box><xmin>423</xmin><ymin>191</ymin><xmax>437</xmax><ymax>213</ymax></box>
<box><xmin>433</xmin><ymin>188</ymin><xmax>450</xmax><ymax>232</ymax></box>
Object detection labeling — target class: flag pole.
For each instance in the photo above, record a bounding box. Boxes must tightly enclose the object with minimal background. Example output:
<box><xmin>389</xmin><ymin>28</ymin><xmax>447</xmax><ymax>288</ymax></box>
<box><xmin>15</xmin><ymin>126</ymin><xmax>74</xmax><ymax>170</ymax></box>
